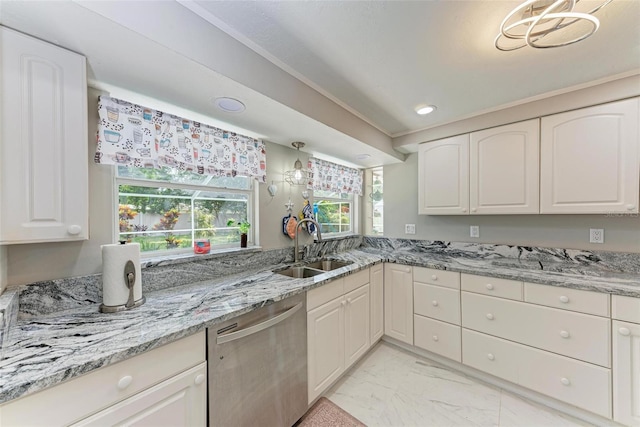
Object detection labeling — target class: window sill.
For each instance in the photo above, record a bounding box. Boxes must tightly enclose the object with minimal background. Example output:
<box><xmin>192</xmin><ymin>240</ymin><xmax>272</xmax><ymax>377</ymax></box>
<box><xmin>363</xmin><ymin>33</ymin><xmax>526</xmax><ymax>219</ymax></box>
<box><xmin>140</xmin><ymin>246</ymin><xmax>263</xmax><ymax>269</ymax></box>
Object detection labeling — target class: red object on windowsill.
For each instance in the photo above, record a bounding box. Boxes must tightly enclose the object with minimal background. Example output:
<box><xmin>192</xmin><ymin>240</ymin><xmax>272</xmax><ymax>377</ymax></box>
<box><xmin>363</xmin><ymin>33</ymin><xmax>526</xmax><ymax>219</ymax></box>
<box><xmin>194</xmin><ymin>239</ymin><xmax>211</xmax><ymax>254</ymax></box>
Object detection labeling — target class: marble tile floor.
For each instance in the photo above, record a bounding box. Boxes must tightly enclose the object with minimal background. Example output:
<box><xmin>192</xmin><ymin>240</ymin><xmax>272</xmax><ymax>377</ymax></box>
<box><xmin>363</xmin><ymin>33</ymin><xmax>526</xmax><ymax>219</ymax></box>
<box><xmin>325</xmin><ymin>342</ymin><xmax>591</xmax><ymax>427</ymax></box>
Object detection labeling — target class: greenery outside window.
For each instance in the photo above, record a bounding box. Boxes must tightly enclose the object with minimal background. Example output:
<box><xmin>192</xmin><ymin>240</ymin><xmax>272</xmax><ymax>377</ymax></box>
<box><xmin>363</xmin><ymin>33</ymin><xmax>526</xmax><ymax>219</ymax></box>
<box><xmin>314</xmin><ymin>190</ymin><xmax>354</xmax><ymax>235</ymax></box>
<box><xmin>116</xmin><ymin>166</ymin><xmax>254</xmax><ymax>255</ymax></box>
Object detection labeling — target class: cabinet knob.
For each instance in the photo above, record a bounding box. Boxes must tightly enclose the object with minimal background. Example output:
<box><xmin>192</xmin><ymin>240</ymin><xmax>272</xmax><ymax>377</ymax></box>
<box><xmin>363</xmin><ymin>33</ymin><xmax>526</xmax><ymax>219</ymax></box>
<box><xmin>461</xmin><ymin>208</ymin><xmax>467</xmax><ymax>213</ymax></box>
<box><xmin>560</xmin><ymin>330</ymin><xmax>570</xmax><ymax>339</ymax></box>
<box><xmin>486</xmin><ymin>313</ymin><xmax>494</xmax><ymax>320</ymax></box>
<box><xmin>432</xmin><ymin>300</ymin><xmax>439</xmax><ymax>307</ymax></box>
<box><xmin>117</xmin><ymin>375</ymin><xmax>133</xmax><ymax>390</ymax></box>
<box><xmin>347</xmin><ymin>298</ymin><xmax>352</xmax><ymax>304</ymax></box>
<box><xmin>405</xmin><ymin>267</ymin><xmax>411</xmax><ymax>273</ymax></box>
<box><xmin>471</xmin><ymin>208</ymin><xmax>477</xmax><ymax>213</ymax></box>
<box><xmin>487</xmin><ymin>353</ymin><xmax>495</xmax><ymax>361</ymax></box>
<box><xmin>194</xmin><ymin>374</ymin><xmax>206</xmax><ymax>385</ymax></box>
<box><xmin>619</xmin><ymin>327</ymin><xmax>631</xmax><ymax>336</ymax></box>
<box><xmin>560</xmin><ymin>377</ymin><xmax>571</xmax><ymax>386</ymax></box>
<box><xmin>485</xmin><ymin>284</ymin><xmax>494</xmax><ymax>291</ymax></box>
<box><xmin>559</xmin><ymin>295</ymin><xmax>569</xmax><ymax>303</ymax></box>
<box><xmin>431</xmin><ymin>274</ymin><xmax>438</xmax><ymax>280</ymax></box>
<box><xmin>341</xmin><ymin>300</ymin><xmax>347</xmax><ymax>307</ymax></box>
<box><xmin>67</xmin><ymin>225</ymin><xmax>82</xmax><ymax>235</ymax></box>
<box><xmin>626</xmin><ymin>204</ymin><xmax>636</xmax><ymax>211</ymax></box>
<box><xmin>432</xmin><ymin>335</ymin><xmax>439</xmax><ymax>342</ymax></box>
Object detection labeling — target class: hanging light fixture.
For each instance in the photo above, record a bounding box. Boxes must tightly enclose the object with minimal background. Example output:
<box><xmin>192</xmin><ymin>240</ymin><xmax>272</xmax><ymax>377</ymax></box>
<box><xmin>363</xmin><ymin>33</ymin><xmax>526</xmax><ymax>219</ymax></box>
<box><xmin>284</xmin><ymin>141</ymin><xmax>311</xmax><ymax>186</ymax></box>
<box><xmin>495</xmin><ymin>0</ymin><xmax>612</xmax><ymax>51</ymax></box>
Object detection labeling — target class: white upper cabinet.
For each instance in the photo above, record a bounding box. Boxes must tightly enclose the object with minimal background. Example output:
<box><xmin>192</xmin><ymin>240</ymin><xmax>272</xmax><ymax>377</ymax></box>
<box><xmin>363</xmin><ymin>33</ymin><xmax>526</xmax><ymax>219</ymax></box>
<box><xmin>470</xmin><ymin>119</ymin><xmax>539</xmax><ymax>214</ymax></box>
<box><xmin>540</xmin><ymin>98</ymin><xmax>640</xmax><ymax>214</ymax></box>
<box><xmin>418</xmin><ymin>134</ymin><xmax>469</xmax><ymax>215</ymax></box>
<box><xmin>0</xmin><ymin>26</ymin><xmax>88</xmax><ymax>243</ymax></box>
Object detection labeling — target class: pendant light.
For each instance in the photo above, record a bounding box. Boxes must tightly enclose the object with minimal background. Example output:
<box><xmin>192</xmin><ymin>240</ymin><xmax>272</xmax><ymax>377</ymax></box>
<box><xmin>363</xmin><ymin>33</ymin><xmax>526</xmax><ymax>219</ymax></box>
<box><xmin>284</xmin><ymin>141</ymin><xmax>310</xmax><ymax>186</ymax></box>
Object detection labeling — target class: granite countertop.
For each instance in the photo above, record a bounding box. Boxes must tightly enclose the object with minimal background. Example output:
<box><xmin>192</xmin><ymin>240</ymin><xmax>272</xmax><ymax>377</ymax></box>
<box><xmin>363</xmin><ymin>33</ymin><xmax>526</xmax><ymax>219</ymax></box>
<box><xmin>1</xmin><ymin>247</ymin><xmax>639</xmax><ymax>406</ymax></box>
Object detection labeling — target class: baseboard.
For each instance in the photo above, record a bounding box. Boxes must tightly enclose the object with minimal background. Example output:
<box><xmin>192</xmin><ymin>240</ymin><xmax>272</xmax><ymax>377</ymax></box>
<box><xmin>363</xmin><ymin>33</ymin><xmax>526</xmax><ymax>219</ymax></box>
<box><xmin>381</xmin><ymin>336</ymin><xmax>623</xmax><ymax>427</ymax></box>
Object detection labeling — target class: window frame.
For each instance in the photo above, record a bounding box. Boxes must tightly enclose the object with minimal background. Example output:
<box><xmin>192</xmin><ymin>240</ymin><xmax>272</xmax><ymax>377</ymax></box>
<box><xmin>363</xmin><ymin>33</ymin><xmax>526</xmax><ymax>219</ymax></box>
<box><xmin>313</xmin><ymin>190</ymin><xmax>358</xmax><ymax>238</ymax></box>
<box><xmin>113</xmin><ymin>171</ymin><xmax>256</xmax><ymax>258</ymax></box>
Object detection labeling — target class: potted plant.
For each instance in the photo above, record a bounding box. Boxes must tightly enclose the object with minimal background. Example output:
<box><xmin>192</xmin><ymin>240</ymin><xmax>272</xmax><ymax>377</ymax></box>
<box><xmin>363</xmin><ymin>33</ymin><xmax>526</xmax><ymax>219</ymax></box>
<box><xmin>227</xmin><ymin>219</ymin><xmax>251</xmax><ymax>248</ymax></box>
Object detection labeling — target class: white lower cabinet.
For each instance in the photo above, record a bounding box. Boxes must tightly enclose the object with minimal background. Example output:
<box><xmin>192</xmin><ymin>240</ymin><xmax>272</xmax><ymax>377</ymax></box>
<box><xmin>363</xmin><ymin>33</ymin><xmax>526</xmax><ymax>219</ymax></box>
<box><xmin>307</xmin><ymin>275</ymin><xmax>371</xmax><ymax>404</ymax></box>
<box><xmin>414</xmin><ymin>315</ymin><xmax>461</xmax><ymax>362</ymax></box>
<box><xmin>73</xmin><ymin>363</ymin><xmax>207</xmax><ymax>426</ymax></box>
<box><xmin>384</xmin><ymin>264</ymin><xmax>413</xmax><ymax>344</ymax></box>
<box><xmin>0</xmin><ymin>332</ymin><xmax>206</xmax><ymax>426</ymax></box>
<box><xmin>613</xmin><ymin>318</ymin><xmax>640</xmax><ymax>425</ymax></box>
<box><xmin>370</xmin><ymin>263</ymin><xmax>384</xmax><ymax>343</ymax></box>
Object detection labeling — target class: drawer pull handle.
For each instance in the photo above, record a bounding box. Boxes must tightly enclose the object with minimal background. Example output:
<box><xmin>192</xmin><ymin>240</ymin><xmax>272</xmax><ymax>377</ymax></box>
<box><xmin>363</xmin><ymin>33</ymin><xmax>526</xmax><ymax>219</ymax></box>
<box><xmin>619</xmin><ymin>327</ymin><xmax>631</xmax><ymax>336</ymax></box>
<box><xmin>560</xmin><ymin>330</ymin><xmax>570</xmax><ymax>339</ymax></box>
<box><xmin>560</xmin><ymin>377</ymin><xmax>571</xmax><ymax>386</ymax></box>
<box><xmin>194</xmin><ymin>374</ymin><xmax>206</xmax><ymax>385</ymax></box>
<box><xmin>559</xmin><ymin>296</ymin><xmax>569</xmax><ymax>303</ymax></box>
<box><xmin>486</xmin><ymin>313</ymin><xmax>494</xmax><ymax>320</ymax></box>
<box><xmin>485</xmin><ymin>284</ymin><xmax>494</xmax><ymax>290</ymax></box>
<box><xmin>431</xmin><ymin>274</ymin><xmax>438</xmax><ymax>280</ymax></box>
<box><xmin>117</xmin><ymin>375</ymin><xmax>133</xmax><ymax>390</ymax></box>
<box><xmin>432</xmin><ymin>335</ymin><xmax>439</xmax><ymax>342</ymax></box>
<box><xmin>487</xmin><ymin>353</ymin><xmax>495</xmax><ymax>361</ymax></box>
<box><xmin>432</xmin><ymin>300</ymin><xmax>439</xmax><ymax>307</ymax></box>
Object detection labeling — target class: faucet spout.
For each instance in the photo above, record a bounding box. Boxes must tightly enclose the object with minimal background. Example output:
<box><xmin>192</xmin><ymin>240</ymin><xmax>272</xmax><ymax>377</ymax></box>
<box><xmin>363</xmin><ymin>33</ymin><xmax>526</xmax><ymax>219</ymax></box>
<box><xmin>294</xmin><ymin>218</ymin><xmax>322</xmax><ymax>263</ymax></box>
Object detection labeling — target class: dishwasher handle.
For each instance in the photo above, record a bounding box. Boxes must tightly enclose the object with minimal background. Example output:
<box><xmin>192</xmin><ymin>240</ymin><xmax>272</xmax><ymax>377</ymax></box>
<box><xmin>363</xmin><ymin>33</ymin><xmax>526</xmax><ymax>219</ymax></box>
<box><xmin>216</xmin><ymin>302</ymin><xmax>303</xmax><ymax>344</ymax></box>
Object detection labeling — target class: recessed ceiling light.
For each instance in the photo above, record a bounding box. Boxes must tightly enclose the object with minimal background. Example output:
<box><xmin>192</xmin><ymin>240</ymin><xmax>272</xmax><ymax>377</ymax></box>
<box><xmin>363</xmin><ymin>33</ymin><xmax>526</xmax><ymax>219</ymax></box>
<box><xmin>355</xmin><ymin>154</ymin><xmax>371</xmax><ymax>161</ymax></box>
<box><xmin>214</xmin><ymin>97</ymin><xmax>246</xmax><ymax>113</ymax></box>
<box><xmin>415</xmin><ymin>105</ymin><xmax>437</xmax><ymax>115</ymax></box>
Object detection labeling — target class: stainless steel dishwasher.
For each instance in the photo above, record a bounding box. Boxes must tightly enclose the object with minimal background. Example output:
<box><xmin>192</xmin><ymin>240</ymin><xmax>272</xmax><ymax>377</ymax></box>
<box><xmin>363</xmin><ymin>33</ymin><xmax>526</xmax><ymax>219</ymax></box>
<box><xmin>208</xmin><ymin>294</ymin><xmax>307</xmax><ymax>427</ymax></box>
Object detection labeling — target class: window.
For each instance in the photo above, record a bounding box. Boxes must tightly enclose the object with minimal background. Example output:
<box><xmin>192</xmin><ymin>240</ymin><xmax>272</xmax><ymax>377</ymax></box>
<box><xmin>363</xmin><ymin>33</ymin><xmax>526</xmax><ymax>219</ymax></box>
<box><xmin>116</xmin><ymin>166</ymin><xmax>254</xmax><ymax>254</ymax></box>
<box><xmin>371</xmin><ymin>168</ymin><xmax>383</xmax><ymax>235</ymax></box>
<box><xmin>313</xmin><ymin>190</ymin><xmax>353</xmax><ymax>235</ymax></box>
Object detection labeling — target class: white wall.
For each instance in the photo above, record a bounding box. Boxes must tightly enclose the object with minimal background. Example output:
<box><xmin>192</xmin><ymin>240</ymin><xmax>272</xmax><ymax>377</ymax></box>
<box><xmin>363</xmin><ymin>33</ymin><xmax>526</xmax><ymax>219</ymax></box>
<box><xmin>383</xmin><ymin>153</ymin><xmax>640</xmax><ymax>252</ymax></box>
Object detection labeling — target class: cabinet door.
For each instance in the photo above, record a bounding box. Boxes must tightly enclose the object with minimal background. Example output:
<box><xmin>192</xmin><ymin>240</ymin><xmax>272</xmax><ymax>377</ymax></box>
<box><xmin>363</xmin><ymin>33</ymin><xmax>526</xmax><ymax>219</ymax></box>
<box><xmin>0</xmin><ymin>27</ymin><xmax>88</xmax><ymax>243</ymax></box>
<box><xmin>307</xmin><ymin>297</ymin><xmax>345</xmax><ymax>403</ymax></box>
<box><xmin>540</xmin><ymin>98</ymin><xmax>640</xmax><ymax>214</ymax></box>
<box><xmin>470</xmin><ymin>119</ymin><xmax>539</xmax><ymax>214</ymax></box>
<box><xmin>384</xmin><ymin>264</ymin><xmax>413</xmax><ymax>345</ymax></box>
<box><xmin>345</xmin><ymin>284</ymin><xmax>370</xmax><ymax>368</ymax></box>
<box><xmin>613</xmin><ymin>320</ymin><xmax>640</xmax><ymax>425</ymax></box>
<box><xmin>370</xmin><ymin>264</ymin><xmax>384</xmax><ymax>343</ymax></box>
<box><xmin>418</xmin><ymin>134</ymin><xmax>469</xmax><ymax>215</ymax></box>
<box><xmin>73</xmin><ymin>363</ymin><xmax>207</xmax><ymax>427</ymax></box>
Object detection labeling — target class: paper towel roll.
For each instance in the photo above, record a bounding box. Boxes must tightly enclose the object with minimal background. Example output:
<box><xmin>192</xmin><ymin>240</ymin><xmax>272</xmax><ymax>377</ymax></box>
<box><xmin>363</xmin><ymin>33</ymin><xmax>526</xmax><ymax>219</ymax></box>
<box><xmin>102</xmin><ymin>242</ymin><xmax>142</xmax><ymax>307</ymax></box>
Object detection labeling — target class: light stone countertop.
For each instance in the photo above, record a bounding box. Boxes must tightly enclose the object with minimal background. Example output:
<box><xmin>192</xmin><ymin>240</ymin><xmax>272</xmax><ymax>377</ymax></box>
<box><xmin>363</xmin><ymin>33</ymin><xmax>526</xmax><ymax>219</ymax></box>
<box><xmin>0</xmin><ymin>247</ymin><xmax>638</xmax><ymax>405</ymax></box>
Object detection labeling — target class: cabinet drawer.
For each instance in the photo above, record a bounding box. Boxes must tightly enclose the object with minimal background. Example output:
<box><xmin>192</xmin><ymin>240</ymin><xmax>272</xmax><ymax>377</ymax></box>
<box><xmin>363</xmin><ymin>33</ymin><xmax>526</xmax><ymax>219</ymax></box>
<box><xmin>462</xmin><ymin>274</ymin><xmax>522</xmax><ymax>300</ymax></box>
<box><xmin>519</xmin><ymin>341</ymin><xmax>611</xmax><ymax>419</ymax></box>
<box><xmin>344</xmin><ymin>268</ymin><xmax>369</xmax><ymax>294</ymax></box>
<box><xmin>462</xmin><ymin>329</ymin><xmax>520</xmax><ymax>384</ymax></box>
<box><xmin>612</xmin><ymin>295</ymin><xmax>640</xmax><ymax>323</ymax></box>
<box><xmin>462</xmin><ymin>292</ymin><xmax>610</xmax><ymax>367</ymax></box>
<box><xmin>524</xmin><ymin>282</ymin><xmax>609</xmax><ymax>317</ymax></box>
<box><xmin>307</xmin><ymin>278</ymin><xmax>344</xmax><ymax>311</ymax></box>
<box><xmin>0</xmin><ymin>331</ymin><xmax>206</xmax><ymax>426</ymax></box>
<box><xmin>414</xmin><ymin>267</ymin><xmax>460</xmax><ymax>289</ymax></box>
<box><xmin>414</xmin><ymin>283</ymin><xmax>460</xmax><ymax>325</ymax></box>
<box><xmin>414</xmin><ymin>315</ymin><xmax>461</xmax><ymax>362</ymax></box>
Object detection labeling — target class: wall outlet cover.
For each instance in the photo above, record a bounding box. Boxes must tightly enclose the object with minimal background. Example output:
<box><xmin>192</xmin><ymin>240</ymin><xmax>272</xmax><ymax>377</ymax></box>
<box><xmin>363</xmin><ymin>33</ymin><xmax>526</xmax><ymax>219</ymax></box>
<box><xmin>405</xmin><ymin>224</ymin><xmax>416</xmax><ymax>235</ymax></box>
<box><xmin>470</xmin><ymin>225</ymin><xmax>480</xmax><ymax>238</ymax></box>
<box><xmin>589</xmin><ymin>228</ymin><xmax>604</xmax><ymax>244</ymax></box>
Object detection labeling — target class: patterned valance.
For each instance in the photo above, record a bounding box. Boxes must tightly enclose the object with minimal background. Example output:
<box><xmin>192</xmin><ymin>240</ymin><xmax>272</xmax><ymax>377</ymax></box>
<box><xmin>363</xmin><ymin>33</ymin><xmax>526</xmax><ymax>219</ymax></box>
<box><xmin>95</xmin><ymin>96</ymin><xmax>267</xmax><ymax>182</ymax></box>
<box><xmin>307</xmin><ymin>157</ymin><xmax>363</xmax><ymax>196</ymax></box>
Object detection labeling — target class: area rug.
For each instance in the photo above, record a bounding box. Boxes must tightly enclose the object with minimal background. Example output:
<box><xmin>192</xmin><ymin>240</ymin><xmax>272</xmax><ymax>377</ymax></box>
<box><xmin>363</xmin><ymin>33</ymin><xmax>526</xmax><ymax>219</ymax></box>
<box><xmin>297</xmin><ymin>397</ymin><xmax>366</xmax><ymax>427</ymax></box>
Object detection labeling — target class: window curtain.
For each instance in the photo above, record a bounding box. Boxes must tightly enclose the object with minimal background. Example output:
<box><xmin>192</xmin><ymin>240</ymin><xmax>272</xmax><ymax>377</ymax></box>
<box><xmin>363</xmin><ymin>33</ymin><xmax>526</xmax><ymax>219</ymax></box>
<box><xmin>307</xmin><ymin>157</ymin><xmax>363</xmax><ymax>196</ymax></box>
<box><xmin>95</xmin><ymin>96</ymin><xmax>267</xmax><ymax>182</ymax></box>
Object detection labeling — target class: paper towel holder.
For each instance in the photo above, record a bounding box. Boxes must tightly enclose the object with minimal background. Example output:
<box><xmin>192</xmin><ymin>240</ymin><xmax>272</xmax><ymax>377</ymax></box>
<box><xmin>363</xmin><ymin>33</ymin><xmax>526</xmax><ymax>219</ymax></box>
<box><xmin>99</xmin><ymin>260</ymin><xmax>146</xmax><ymax>313</ymax></box>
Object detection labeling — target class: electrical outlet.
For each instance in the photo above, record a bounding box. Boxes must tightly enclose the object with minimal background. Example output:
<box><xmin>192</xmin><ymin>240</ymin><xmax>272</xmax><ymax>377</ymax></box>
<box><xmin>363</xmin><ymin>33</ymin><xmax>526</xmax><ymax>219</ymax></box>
<box><xmin>470</xmin><ymin>225</ymin><xmax>480</xmax><ymax>238</ymax></box>
<box><xmin>589</xmin><ymin>228</ymin><xmax>604</xmax><ymax>244</ymax></box>
<box><xmin>405</xmin><ymin>224</ymin><xmax>416</xmax><ymax>235</ymax></box>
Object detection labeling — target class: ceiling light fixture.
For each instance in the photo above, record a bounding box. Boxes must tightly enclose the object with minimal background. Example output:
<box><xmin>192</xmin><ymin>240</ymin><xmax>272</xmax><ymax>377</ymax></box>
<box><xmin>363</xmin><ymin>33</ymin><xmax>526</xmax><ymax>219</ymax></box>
<box><xmin>214</xmin><ymin>97</ymin><xmax>246</xmax><ymax>113</ymax></box>
<box><xmin>416</xmin><ymin>105</ymin><xmax>437</xmax><ymax>115</ymax></box>
<box><xmin>284</xmin><ymin>141</ymin><xmax>311</xmax><ymax>186</ymax></box>
<box><xmin>355</xmin><ymin>154</ymin><xmax>371</xmax><ymax>161</ymax></box>
<box><xmin>495</xmin><ymin>0</ymin><xmax>612</xmax><ymax>51</ymax></box>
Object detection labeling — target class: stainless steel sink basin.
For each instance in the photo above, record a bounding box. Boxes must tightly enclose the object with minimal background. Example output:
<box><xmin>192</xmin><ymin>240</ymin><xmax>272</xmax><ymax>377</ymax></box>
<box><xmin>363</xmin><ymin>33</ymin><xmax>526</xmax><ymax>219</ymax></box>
<box><xmin>275</xmin><ymin>266</ymin><xmax>326</xmax><ymax>278</ymax></box>
<box><xmin>304</xmin><ymin>260</ymin><xmax>352</xmax><ymax>271</ymax></box>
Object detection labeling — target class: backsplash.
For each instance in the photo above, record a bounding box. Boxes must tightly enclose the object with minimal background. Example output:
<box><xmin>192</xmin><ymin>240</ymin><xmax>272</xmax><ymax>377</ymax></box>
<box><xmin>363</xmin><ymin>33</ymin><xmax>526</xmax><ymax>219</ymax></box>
<box><xmin>13</xmin><ymin>235</ymin><xmax>363</xmax><ymax>319</ymax></box>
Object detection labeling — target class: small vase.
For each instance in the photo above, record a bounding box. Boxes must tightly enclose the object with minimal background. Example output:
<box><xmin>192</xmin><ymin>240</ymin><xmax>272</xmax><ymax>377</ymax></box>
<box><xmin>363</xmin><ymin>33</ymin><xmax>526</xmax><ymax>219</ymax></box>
<box><xmin>240</xmin><ymin>233</ymin><xmax>248</xmax><ymax>248</ymax></box>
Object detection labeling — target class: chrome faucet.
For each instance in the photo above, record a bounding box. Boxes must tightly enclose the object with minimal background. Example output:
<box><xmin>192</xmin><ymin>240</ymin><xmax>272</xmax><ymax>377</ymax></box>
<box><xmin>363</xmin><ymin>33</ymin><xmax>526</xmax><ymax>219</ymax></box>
<box><xmin>294</xmin><ymin>218</ymin><xmax>322</xmax><ymax>263</ymax></box>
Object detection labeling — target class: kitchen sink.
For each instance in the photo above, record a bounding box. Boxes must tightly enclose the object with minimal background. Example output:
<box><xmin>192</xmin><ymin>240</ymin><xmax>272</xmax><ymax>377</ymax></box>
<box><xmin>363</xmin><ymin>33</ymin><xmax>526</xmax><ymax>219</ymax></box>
<box><xmin>274</xmin><ymin>259</ymin><xmax>352</xmax><ymax>278</ymax></box>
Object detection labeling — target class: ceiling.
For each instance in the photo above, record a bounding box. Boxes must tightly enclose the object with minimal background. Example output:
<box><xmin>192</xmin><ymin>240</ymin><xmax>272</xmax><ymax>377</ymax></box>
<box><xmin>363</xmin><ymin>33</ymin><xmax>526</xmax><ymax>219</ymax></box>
<box><xmin>1</xmin><ymin>1</ymin><xmax>639</xmax><ymax>168</ymax></box>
